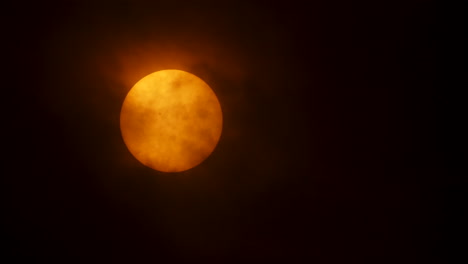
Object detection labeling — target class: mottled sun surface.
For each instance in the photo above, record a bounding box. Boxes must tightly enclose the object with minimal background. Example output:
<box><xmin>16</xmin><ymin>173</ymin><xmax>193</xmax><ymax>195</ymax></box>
<box><xmin>120</xmin><ymin>70</ymin><xmax>223</xmax><ymax>172</ymax></box>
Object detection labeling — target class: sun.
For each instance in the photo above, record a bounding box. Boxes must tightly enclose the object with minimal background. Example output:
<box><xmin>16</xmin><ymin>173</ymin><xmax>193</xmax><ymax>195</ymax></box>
<box><xmin>120</xmin><ymin>69</ymin><xmax>223</xmax><ymax>172</ymax></box>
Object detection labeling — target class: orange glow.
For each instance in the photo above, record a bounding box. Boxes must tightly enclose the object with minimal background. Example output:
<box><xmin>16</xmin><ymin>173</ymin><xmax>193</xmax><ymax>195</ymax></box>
<box><xmin>120</xmin><ymin>70</ymin><xmax>223</xmax><ymax>172</ymax></box>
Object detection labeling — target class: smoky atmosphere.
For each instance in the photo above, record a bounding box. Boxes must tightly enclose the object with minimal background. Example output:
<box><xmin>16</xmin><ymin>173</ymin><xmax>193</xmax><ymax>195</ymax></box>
<box><xmin>4</xmin><ymin>1</ymin><xmax>441</xmax><ymax>263</ymax></box>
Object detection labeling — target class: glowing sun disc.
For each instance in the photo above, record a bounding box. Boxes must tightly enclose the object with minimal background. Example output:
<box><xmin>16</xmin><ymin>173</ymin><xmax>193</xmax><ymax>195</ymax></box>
<box><xmin>120</xmin><ymin>69</ymin><xmax>223</xmax><ymax>172</ymax></box>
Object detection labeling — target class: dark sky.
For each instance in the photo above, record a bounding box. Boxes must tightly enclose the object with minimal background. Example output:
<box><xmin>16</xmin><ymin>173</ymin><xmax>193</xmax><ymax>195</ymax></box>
<box><xmin>4</xmin><ymin>1</ymin><xmax>441</xmax><ymax>263</ymax></box>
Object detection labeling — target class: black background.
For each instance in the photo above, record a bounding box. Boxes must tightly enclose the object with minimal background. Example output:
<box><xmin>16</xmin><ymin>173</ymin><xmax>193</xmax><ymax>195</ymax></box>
<box><xmin>4</xmin><ymin>0</ymin><xmax>441</xmax><ymax>263</ymax></box>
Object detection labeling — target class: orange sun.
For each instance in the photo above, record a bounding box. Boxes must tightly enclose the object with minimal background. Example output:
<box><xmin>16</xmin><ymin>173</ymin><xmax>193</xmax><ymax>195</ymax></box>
<box><xmin>120</xmin><ymin>70</ymin><xmax>223</xmax><ymax>172</ymax></box>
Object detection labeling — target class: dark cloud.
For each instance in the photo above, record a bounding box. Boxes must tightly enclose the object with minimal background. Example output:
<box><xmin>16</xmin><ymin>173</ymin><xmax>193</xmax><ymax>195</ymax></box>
<box><xmin>4</xmin><ymin>0</ymin><xmax>441</xmax><ymax>263</ymax></box>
